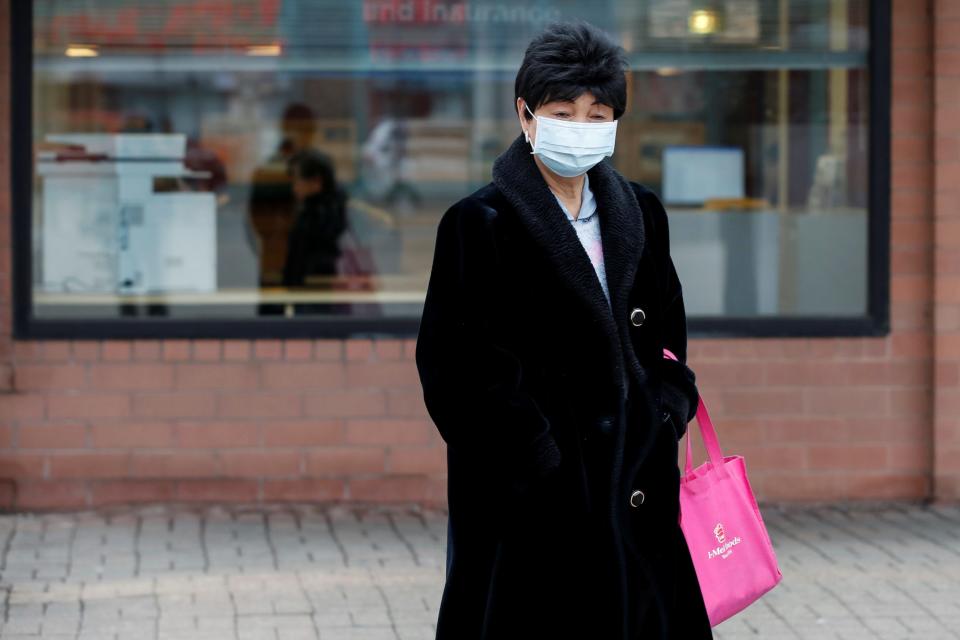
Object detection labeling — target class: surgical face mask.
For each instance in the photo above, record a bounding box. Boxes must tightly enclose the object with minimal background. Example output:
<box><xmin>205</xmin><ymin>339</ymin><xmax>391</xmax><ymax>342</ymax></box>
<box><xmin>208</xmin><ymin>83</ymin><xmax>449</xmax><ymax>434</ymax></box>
<box><xmin>523</xmin><ymin>103</ymin><xmax>618</xmax><ymax>178</ymax></box>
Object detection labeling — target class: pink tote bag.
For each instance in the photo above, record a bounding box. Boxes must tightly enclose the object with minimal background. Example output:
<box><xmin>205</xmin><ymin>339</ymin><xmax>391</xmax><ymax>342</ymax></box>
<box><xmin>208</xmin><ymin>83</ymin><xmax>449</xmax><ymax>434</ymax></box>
<box><xmin>663</xmin><ymin>348</ymin><xmax>783</xmax><ymax>627</ymax></box>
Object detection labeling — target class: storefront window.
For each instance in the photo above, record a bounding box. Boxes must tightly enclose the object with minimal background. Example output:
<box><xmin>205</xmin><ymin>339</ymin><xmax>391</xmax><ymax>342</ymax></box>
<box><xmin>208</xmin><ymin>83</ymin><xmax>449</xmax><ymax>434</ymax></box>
<box><xmin>22</xmin><ymin>0</ymin><xmax>879</xmax><ymax>333</ymax></box>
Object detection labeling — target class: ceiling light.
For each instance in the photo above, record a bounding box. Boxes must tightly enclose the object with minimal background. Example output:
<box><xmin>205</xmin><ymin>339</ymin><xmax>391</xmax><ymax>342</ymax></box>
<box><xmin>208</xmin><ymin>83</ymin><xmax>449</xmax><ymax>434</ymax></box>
<box><xmin>689</xmin><ymin>10</ymin><xmax>720</xmax><ymax>35</ymax></box>
<box><xmin>246</xmin><ymin>43</ymin><xmax>282</xmax><ymax>57</ymax></box>
<box><xmin>657</xmin><ymin>67</ymin><xmax>683</xmax><ymax>77</ymax></box>
<box><xmin>65</xmin><ymin>45</ymin><xmax>98</xmax><ymax>57</ymax></box>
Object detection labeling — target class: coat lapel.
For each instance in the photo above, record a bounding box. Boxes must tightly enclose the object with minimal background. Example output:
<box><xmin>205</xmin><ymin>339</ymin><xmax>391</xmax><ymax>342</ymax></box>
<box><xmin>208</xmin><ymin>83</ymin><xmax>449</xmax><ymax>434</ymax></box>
<box><xmin>590</xmin><ymin>154</ymin><xmax>646</xmax><ymax>349</ymax></box>
<box><xmin>491</xmin><ymin>134</ymin><xmax>648</xmax><ymax>388</ymax></box>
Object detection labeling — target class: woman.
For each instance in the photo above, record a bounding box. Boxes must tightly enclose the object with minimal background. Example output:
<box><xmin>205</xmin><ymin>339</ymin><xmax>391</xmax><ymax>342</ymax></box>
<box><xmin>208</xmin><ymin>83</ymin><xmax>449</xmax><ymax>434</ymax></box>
<box><xmin>415</xmin><ymin>21</ymin><xmax>712</xmax><ymax>640</ymax></box>
<box><xmin>282</xmin><ymin>149</ymin><xmax>348</xmax><ymax>287</ymax></box>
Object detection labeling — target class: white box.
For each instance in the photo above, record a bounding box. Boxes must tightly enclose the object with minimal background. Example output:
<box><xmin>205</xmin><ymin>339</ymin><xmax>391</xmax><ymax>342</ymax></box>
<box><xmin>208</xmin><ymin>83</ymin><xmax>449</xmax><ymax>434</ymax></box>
<box><xmin>663</xmin><ymin>146</ymin><xmax>745</xmax><ymax>206</ymax></box>
<box><xmin>37</xmin><ymin>133</ymin><xmax>217</xmax><ymax>294</ymax></box>
<box><xmin>118</xmin><ymin>193</ymin><xmax>217</xmax><ymax>294</ymax></box>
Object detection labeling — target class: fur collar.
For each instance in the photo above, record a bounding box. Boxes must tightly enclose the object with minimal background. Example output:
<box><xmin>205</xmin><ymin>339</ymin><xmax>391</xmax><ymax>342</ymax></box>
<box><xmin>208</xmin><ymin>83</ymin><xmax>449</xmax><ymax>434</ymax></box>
<box><xmin>492</xmin><ymin>133</ymin><xmax>648</xmax><ymax>387</ymax></box>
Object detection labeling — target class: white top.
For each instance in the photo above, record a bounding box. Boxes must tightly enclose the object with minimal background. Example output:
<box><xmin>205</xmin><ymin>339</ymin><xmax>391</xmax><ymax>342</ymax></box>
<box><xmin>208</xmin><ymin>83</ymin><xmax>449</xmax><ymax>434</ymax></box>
<box><xmin>552</xmin><ymin>173</ymin><xmax>611</xmax><ymax>307</ymax></box>
<box><xmin>552</xmin><ymin>175</ymin><xmax>628</xmax><ymax>390</ymax></box>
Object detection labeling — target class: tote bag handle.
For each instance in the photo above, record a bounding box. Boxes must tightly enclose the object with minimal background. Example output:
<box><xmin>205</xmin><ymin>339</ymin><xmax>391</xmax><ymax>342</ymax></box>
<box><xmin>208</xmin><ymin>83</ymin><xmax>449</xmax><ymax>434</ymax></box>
<box><xmin>662</xmin><ymin>348</ymin><xmax>724</xmax><ymax>475</ymax></box>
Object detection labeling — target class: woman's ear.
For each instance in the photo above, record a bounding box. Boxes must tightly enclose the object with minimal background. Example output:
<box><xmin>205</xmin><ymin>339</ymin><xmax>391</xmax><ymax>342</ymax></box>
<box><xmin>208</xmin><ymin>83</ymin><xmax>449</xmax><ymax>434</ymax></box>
<box><xmin>517</xmin><ymin>98</ymin><xmax>535</xmax><ymax>145</ymax></box>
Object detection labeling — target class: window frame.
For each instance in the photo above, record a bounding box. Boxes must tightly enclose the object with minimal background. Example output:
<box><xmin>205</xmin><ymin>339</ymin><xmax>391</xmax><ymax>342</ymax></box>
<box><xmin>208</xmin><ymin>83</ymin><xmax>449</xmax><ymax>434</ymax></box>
<box><xmin>10</xmin><ymin>1</ymin><xmax>891</xmax><ymax>340</ymax></box>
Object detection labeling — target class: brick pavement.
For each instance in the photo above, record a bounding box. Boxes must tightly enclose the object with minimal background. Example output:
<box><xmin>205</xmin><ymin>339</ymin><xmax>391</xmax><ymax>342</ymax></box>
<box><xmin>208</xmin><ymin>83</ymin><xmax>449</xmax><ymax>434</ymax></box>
<box><xmin>0</xmin><ymin>504</ymin><xmax>957</xmax><ymax>639</ymax></box>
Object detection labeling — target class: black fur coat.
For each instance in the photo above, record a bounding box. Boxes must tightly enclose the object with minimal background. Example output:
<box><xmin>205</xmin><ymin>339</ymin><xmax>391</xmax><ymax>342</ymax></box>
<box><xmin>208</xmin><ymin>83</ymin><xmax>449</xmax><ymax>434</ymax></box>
<box><xmin>415</xmin><ymin>134</ymin><xmax>712</xmax><ymax>639</ymax></box>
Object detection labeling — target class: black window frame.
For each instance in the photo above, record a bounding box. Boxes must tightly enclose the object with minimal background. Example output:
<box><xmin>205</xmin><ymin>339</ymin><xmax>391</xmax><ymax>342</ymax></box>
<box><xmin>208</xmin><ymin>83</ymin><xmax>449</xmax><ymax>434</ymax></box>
<box><xmin>10</xmin><ymin>1</ymin><xmax>891</xmax><ymax>340</ymax></box>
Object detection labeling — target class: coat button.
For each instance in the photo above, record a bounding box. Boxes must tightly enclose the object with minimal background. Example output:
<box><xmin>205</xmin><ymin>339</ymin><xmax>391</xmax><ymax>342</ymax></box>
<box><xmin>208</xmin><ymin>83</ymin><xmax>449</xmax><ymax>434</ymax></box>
<box><xmin>595</xmin><ymin>416</ymin><xmax>614</xmax><ymax>436</ymax></box>
<box><xmin>630</xmin><ymin>490</ymin><xmax>646</xmax><ymax>507</ymax></box>
<box><xmin>630</xmin><ymin>307</ymin><xmax>646</xmax><ymax>327</ymax></box>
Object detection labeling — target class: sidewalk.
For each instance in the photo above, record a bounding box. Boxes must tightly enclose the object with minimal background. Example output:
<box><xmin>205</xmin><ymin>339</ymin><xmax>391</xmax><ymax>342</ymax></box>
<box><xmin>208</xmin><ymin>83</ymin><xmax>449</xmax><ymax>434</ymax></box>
<box><xmin>0</xmin><ymin>504</ymin><xmax>957</xmax><ymax>639</ymax></box>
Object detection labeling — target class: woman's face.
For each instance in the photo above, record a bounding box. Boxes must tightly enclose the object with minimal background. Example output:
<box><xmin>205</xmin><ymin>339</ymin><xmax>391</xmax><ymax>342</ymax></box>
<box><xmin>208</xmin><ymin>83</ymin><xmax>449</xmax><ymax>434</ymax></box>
<box><xmin>517</xmin><ymin>92</ymin><xmax>615</xmax><ymax>147</ymax></box>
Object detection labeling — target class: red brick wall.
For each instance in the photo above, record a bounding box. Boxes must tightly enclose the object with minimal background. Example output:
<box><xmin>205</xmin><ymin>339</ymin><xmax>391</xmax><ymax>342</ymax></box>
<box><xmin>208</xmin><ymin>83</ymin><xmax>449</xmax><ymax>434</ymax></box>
<box><xmin>0</xmin><ymin>0</ymin><xmax>953</xmax><ymax>510</ymax></box>
<box><xmin>0</xmin><ymin>0</ymin><xmax>13</xmax><ymax>507</ymax></box>
<box><xmin>933</xmin><ymin>0</ymin><xmax>960</xmax><ymax>500</ymax></box>
<box><xmin>0</xmin><ymin>337</ymin><xmax>445</xmax><ymax>509</ymax></box>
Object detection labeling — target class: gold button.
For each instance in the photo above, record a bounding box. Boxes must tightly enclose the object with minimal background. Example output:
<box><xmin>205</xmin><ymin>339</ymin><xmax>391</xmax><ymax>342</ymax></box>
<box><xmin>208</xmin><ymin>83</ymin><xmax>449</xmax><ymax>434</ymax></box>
<box><xmin>630</xmin><ymin>307</ymin><xmax>646</xmax><ymax>327</ymax></box>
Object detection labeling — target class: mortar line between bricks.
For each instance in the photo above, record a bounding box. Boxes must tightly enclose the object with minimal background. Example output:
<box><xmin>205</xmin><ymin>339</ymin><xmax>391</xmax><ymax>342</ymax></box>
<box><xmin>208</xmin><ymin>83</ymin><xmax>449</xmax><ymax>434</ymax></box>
<box><xmin>740</xmin><ymin>612</ymin><xmax>759</xmax><ymax>635</ymax></box>
<box><xmin>374</xmin><ymin>582</ymin><xmax>402</xmax><ymax>640</ymax></box>
<box><xmin>814</xmin><ymin>579</ymin><xmax>870</xmax><ymax>632</ymax></box>
<box><xmin>409</xmin><ymin>509</ymin><xmax>442</xmax><ymax>544</ymax></box>
<box><xmin>0</xmin><ymin>514</ymin><xmax>18</xmax><ymax>624</ymax></box>
<box><xmin>199</xmin><ymin>507</ymin><xmax>211</xmax><ymax>573</ymax></box>
<box><xmin>807</xmin><ymin>509</ymin><xmax>902</xmax><ymax>563</ymax></box>
<box><xmin>802</xmin><ymin>602</ymin><xmax>823</xmax><ymax>622</ymax></box>
<box><xmin>294</xmin><ymin>568</ymin><xmax>322</xmax><ymax>640</ymax></box>
<box><xmin>927</xmin><ymin>507</ymin><xmax>960</xmax><ymax>528</ymax></box>
<box><xmin>290</xmin><ymin>506</ymin><xmax>323</xmax><ymax>639</ymax></box>
<box><xmin>761</xmin><ymin>596</ymin><xmax>803</xmax><ymax>639</ymax></box>
<box><xmin>387</xmin><ymin>511</ymin><xmax>422</xmax><ymax>567</ymax></box>
<box><xmin>74</xmin><ymin>581</ymin><xmax>86</xmax><ymax>640</ymax></box>
<box><xmin>151</xmin><ymin>576</ymin><xmax>159</xmax><ymax>640</ymax></box>
<box><xmin>293</xmin><ymin>507</ymin><xmax>316</xmax><ymax>565</ymax></box>
<box><xmin>766</xmin><ymin>517</ymin><xmax>834</xmax><ymax>563</ymax></box>
<box><xmin>134</xmin><ymin>511</ymin><xmax>143</xmax><ymax>577</ymax></box>
<box><xmin>905</xmin><ymin>506</ymin><xmax>960</xmax><ymax>532</ymax></box>
<box><xmin>37</xmin><ymin>515</ymin><xmax>50</xmax><ymax>582</ymax></box>
<box><xmin>227</xmin><ymin>574</ymin><xmax>240</xmax><ymax>640</ymax></box>
<box><xmin>874</xmin><ymin>509</ymin><xmax>960</xmax><ymax>558</ymax></box>
<box><xmin>68</xmin><ymin>516</ymin><xmax>81</xmax><ymax>636</ymax></box>
<box><xmin>263</xmin><ymin>510</ymin><xmax>279</xmax><ymax>572</ymax></box>
<box><xmin>887</xmin><ymin>578</ymin><xmax>960</xmax><ymax>639</ymax></box>
<box><xmin>321</xmin><ymin>507</ymin><xmax>349</xmax><ymax>568</ymax></box>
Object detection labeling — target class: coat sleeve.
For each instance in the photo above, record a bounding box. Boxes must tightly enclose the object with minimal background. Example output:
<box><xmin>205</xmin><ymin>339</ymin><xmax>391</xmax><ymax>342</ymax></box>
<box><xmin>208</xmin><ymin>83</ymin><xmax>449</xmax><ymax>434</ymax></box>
<box><xmin>415</xmin><ymin>198</ymin><xmax>562</xmax><ymax>490</ymax></box>
<box><xmin>636</xmin><ymin>185</ymin><xmax>700</xmax><ymax>437</ymax></box>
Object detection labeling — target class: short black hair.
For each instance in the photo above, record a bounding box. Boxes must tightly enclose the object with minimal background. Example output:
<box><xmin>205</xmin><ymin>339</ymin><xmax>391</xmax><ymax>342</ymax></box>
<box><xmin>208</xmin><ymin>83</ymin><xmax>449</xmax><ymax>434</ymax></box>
<box><xmin>515</xmin><ymin>21</ymin><xmax>629</xmax><ymax>121</ymax></box>
<box><xmin>282</xmin><ymin>102</ymin><xmax>316</xmax><ymax>127</ymax></box>
<box><xmin>288</xmin><ymin>149</ymin><xmax>337</xmax><ymax>195</ymax></box>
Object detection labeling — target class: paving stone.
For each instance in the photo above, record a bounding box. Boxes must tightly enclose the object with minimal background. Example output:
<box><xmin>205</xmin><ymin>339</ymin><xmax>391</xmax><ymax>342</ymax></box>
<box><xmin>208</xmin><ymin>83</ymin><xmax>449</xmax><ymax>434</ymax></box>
<box><xmin>0</xmin><ymin>504</ymin><xmax>958</xmax><ymax>639</ymax></box>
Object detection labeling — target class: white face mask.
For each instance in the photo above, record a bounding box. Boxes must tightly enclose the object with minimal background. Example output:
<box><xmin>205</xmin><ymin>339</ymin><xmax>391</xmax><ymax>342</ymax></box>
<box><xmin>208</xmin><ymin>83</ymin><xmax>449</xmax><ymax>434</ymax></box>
<box><xmin>524</xmin><ymin>102</ymin><xmax>618</xmax><ymax>178</ymax></box>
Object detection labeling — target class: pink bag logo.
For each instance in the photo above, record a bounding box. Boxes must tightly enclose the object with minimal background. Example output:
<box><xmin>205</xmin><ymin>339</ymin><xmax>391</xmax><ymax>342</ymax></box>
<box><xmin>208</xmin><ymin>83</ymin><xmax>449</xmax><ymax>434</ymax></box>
<box><xmin>707</xmin><ymin>524</ymin><xmax>742</xmax><ymax>561</ymax></box>
<box><xmin>714</xmin><ymin>522</ymin><xmax>726</xmax><ymax>544</ymax></box>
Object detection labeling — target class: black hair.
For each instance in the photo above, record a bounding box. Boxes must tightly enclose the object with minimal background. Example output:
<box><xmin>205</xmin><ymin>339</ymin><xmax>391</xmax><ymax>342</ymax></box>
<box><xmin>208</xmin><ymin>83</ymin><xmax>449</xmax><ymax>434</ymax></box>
<box><xmin>288</xmin><ymin>149</ymin><xmax>347</xmax><ymax>205</ymax></box>
<box><xmin>515</xmin><ymin>21</ymin><xmax>629</xmax><ymax>121</ymax></box>
<box><xmin>289</xmin><ymin>149</ymin><xmax>335</xmax><ymax>189</ymax></box>
<box><xmin>282</xmin><ymin>102</ymin><xmax>316</xmax><ymax>126</ymax></box>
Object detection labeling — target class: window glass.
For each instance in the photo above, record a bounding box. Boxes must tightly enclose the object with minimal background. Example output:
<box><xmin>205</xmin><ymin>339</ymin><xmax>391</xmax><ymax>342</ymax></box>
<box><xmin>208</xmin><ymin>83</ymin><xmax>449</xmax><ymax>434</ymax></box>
<box><xmin>30</xmin><ymin>0</ymin><xmax>870</xmax><ymax>323</ymax></box>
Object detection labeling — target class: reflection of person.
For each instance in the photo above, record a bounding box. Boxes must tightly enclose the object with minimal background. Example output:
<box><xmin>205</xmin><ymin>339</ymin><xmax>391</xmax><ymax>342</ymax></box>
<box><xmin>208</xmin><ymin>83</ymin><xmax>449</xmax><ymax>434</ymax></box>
<box><xmin>184</xmin><ymin>138</ymin><xmax>228</xmax><ymax>197</ymax></box>
<box><xmin>415</xmin><ymin>22</ymin><xmax>712</xmax><ymax>639</ymax></box>
<box><xmin>249</xmin><ymin>103</ymin><xmax>320</xmax><ymax>285</ymax></box>
<box><xmin>120</xmin><ymin>113</ymin><xmax>155</xmax><ymax>132</ymax></box>
<box><xmin>361</xmin><ymin>119</ymin><xmax>416</xmax><ymax>208</ymax></box>
<box><xmin>282</xmin><ymin>150</ymin><xmax>348</xmax><ymax>286</ymax></box>
<box><xmin>157</xmin><ymin>115</ymin><xmax>228</xmax><ymax>198</ymax></box>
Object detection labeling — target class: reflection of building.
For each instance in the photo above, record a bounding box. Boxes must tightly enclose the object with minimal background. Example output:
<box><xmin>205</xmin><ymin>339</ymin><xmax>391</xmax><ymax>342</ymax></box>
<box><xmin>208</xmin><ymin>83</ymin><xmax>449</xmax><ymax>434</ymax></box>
<box><xmin>7</xmin><ymin>1</ymin><xmax>960</xmax><ymax>510</ymax></box>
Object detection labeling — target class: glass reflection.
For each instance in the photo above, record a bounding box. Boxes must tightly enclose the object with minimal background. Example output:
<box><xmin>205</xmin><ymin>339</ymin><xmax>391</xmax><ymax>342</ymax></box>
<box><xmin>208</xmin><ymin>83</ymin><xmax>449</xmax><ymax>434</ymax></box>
<box><xmin>30</xmin><ymin>0</ymin><xmax>872</xmax><ymax>322</ymax></box>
